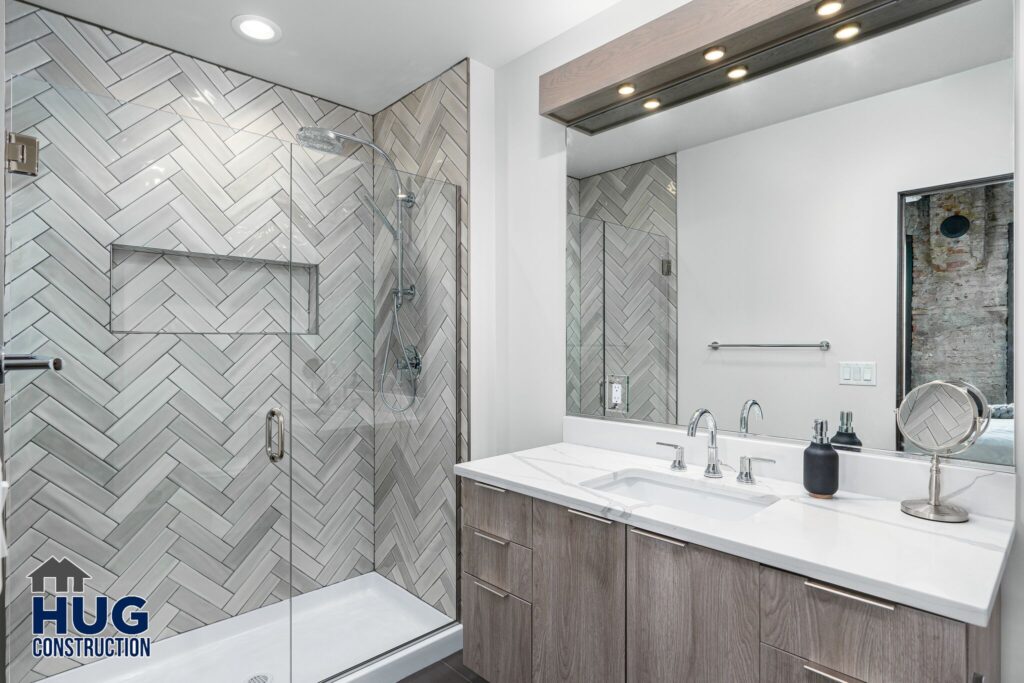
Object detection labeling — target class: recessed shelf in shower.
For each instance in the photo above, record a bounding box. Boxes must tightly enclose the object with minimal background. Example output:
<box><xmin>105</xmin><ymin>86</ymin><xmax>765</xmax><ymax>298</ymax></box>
<box><xmin>109</xmin><ymin>244</ymin><xmax>319</xmax><ymax>335</ymax></box>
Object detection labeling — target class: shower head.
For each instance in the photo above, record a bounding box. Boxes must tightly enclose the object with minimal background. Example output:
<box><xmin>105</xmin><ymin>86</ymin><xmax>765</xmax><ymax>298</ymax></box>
<box><xmin>296</xmin><ymin>127</ymin><xmax>409</xmax><ymax>202</ymax></box>
<box><xmin>296</xmin><ymin>126</ymin><xmax>352</xmax><ymax>155</ymax></box>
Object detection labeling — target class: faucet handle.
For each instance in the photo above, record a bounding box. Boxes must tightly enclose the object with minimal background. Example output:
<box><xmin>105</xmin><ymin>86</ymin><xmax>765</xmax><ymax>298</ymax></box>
<box><xmin>737</xmin><ymin>456</ymin><xmax>776</xmax><ymax>485</ymax></box>
<box><xmin>656</xmin><ymin>442</ymin><xmax>687</xmax><ymax>471</ymax></box>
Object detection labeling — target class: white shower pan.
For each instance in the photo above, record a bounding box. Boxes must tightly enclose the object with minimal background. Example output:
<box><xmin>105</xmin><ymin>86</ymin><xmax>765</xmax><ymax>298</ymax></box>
<box><xmin>45</xmin><ymin>573</ymin><xmax>459</xmax><ymax>683</ymax></box>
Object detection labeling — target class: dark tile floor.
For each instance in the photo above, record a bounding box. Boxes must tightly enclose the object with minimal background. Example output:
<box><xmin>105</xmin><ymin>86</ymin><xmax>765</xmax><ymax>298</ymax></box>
<box><xmin>400</xmin><ymin>650</ymin><xmax>486</xmax><ymax>682</ymax></box>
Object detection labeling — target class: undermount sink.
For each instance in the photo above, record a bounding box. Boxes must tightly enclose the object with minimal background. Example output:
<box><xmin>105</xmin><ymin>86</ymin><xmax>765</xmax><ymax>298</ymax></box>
<box><xmin>581</xmin><ymin>468</ymin><xmax>779</xmax><ymax>522</ymax></box>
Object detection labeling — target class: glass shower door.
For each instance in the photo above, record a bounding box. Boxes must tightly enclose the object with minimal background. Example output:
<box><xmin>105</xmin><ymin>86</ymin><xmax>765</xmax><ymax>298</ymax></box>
<box><xmin>288</xmin><ymin>140</ymin><xmax>459</xmax><ymax>679</ymax></box>
<box><xmin>3</xmin><ymin>77</ymin><xmax>296</xmax><ymax>683</ymax></box>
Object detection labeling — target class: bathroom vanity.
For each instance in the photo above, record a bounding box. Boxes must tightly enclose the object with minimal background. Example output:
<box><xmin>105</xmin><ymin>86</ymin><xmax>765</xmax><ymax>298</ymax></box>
<box><xmin>455</xmin><ymin>443</ymin><xmax>1010</xmax><ymax>683</ymax></box>
<box><xmin>487</xmin><ymin>0</ymin><xmax>1018</xmax><ymax>679</ymax></box>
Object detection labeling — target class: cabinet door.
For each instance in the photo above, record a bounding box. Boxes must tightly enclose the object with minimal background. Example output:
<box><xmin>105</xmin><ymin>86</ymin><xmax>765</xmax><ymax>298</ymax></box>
<box><xmin>532</xmin><ymin>499</ymin><xmax>625</xmax><ymax>683</ymax></box>
<box><xmin>626</xmin><ymin>527</ymin><xmax>759</xmax><ymax>682</ymax></box>
<box><xmin>463</xmin><ymin>572</ymin><xmax>532</xmax><ymax>683</ymax></box>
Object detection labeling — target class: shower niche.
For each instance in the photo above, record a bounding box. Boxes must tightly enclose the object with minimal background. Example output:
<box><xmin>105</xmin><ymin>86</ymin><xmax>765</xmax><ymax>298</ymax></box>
<box><xmin>109</xmin><ymin>244</ymin><xmax>320</xmax><ymax>335</ymax></box>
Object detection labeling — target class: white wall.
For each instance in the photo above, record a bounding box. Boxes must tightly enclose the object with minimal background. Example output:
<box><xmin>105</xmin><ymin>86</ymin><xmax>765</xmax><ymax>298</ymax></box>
<box><xmin>677</xmin><ymin>61</ymin><xmax>1013</xmax><ymax>448</ymax></box>
<box><xmin>469</xmin><ymin>59</ymin><xmax>498</xmax><ymax>460</ymax></box>
<box><xmin>486</xmin><ymin>0</ymin><xmax>684</xmax><ymax>456</ymax></box>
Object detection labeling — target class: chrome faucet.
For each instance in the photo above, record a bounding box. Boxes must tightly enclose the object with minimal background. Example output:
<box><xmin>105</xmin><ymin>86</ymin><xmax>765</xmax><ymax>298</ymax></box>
<box><xmin>736</xmin><ymin>456</ymin><xmax>776</xmax><ymax>485</ymax></box>
<box><xmin>687</xmin><ymin>408</ymin><xmax>721</xmax><ymax>478</ymax></box>
<box><xmin>739</xmin><ymin>399</ymin><xmax>764</xmax><ymax>436</ymax></box>
<box><xmin>656</xmin><ymin>442</ymin><xmax>686</xmax><ymax>471</ymax></box>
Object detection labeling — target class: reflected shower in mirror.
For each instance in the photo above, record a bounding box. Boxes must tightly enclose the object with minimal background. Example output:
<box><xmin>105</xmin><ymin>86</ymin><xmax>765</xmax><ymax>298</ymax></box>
<box><xmin>565</xmin><ymin>0</ymin><xmax>1014</xmax><ymax>467</ymax></box>
<box><xmin>566</xmin><ymin>156</ymin><xmax>678</xmax><ymax>424</ymax></box>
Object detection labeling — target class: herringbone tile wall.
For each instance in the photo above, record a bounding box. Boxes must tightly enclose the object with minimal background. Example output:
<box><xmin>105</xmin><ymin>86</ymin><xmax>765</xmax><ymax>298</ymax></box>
<box><xmin>566</xmin><ymin>179</ymin><xmax>582</xmax><ymax>414</ymax></box>
<box><xmin>579</xmin><ymin>217</ymin><xmax>607</xmax><ymax>417</ymax></box>
<box><xmin>371</xmin><ymin>61</ymin><xmax>467</xmax><ymax>619</ymax></box>
<box><xmin>567</xmin><ymin>156</ymin><xmax>678</xmax><ymax>423</ymax></box>
<box><xmin>3</xmin><ymin>2</ymin><xmax>379</xmax><ymax>680</ymax></box>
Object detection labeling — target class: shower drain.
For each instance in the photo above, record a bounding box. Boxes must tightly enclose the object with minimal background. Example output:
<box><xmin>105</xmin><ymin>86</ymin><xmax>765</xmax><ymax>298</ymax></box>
<box><xmin>246</xmin><ymin>676</ymin><xmax>271</xmax><ymax>683</ymax></box>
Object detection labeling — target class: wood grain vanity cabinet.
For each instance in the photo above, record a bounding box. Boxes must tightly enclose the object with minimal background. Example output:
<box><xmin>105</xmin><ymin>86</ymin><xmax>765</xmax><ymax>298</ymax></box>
<box><xmin>461</xmin><ymin>480</ymin><xmax>534</xmax><ymax>683</ymax></box>
<box><xmin>459</xmin><ymin>482</ymin><xmax>1001</xmax><ymax>683</ymax></box>
<box><xmin>760</xmin><ymin>566</ymin><xmax>1000</xmax><ymax>683</ymax></box>
<box><xmin>532</xmin><ymin>498</ymin><xmax>625</xmax><ymax>683</ymax></box>
<box><xmin>626</xmin><ymin>526</ymin><xmax>759</xmax><ymax>682</ymax></box>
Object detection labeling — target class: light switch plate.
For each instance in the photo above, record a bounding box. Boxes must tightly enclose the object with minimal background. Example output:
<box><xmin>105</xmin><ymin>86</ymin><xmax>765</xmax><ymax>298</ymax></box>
<box><xmin>839</xmin><ymin>361</ymin><xmax>876</xmax><ymax>386</ymax></box>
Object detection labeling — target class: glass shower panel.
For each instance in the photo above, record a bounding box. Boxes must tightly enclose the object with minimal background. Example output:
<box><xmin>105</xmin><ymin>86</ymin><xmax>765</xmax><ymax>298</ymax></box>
<box><xmin>4</xmin><ymin>76</ymin><xmax>295</xmax><ymax>683</ymax></box>
<box><xmin>364</xmin><ymin>167</ymin><xmax>459</xmax><ymax>668</ymax></box>
<box><xmin>567</xmin><ymin>215</ymin><xmax>606</xmax><ymax>417</ymax></box>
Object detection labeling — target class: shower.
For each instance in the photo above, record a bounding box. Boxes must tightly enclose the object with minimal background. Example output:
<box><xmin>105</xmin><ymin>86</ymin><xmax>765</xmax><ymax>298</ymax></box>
<box><xmin>298</xmin><ymin>126</ymin><xmax>421</xmax><ymax>412</ymax></box>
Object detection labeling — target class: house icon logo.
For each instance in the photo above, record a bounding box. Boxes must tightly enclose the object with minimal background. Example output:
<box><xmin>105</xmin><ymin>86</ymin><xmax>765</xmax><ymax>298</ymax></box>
<box><xmin>27</xmin><ymin>557</ymin><xmax>90</xmax><ymax>594</ymax></box>
<box><xmin>28</xmin><ymin>556</ymin><xmax>151</xmax><ymax>660</ymax></box>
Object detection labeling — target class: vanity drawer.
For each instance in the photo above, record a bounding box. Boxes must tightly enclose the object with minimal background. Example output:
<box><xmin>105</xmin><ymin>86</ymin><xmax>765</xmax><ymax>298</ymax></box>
<box><xmin>760</xmin><ymin>566</ymin><xmax>965</xmax><ymax>683</ymax></box>
<box><xmin>463</xmin><ymin>479</ymin><xmax>533</xmax><ymax>547</ymax></box>
<box><xmin>463</xmin><ymin>571</ymin><xmax>532</xmax><ymax>683</ymax></box>
<box><xmin>463</xmin><ymin>525</ymin><xmax>532</xmax><ymax>601</ymax></box>
<box><xmin>760</xmin><ymin>643</ymin><xmax>865</xmax><ymax>683</ymax></box>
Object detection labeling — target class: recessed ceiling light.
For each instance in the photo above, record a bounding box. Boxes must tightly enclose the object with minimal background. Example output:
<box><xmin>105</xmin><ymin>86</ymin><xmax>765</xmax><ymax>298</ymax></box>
<box><xmin>643</xmin><ymin>98</ymin><xmax>661</xmax><ymax>110</ymax></box>
<box><xmin>727</xmin><ymin>66</ymin><xmax>749</xmax><ymax>80</ymax></box>
<box><xmin>703</xmin><ymin>46</ymin><xmax>727</xmax><ymax>62</ymax></box>
<box><xmin>618</xmin><ymin>83</ymin><xmax>636</xmax><ymax>96</ymax></box>
<box><xmin>816</xmin><ymin>1</ymin><xmax>844</xmax><ymax>17</ymax></box>
<box><xmin>834</xmin><ymin>22</ymin><xmax>861</xmax><ymax>40</ymax></box>
<box><xmin>232</xmin><ymin>15</ymin><xmax>282</xmax><ymax>43</ymax></box>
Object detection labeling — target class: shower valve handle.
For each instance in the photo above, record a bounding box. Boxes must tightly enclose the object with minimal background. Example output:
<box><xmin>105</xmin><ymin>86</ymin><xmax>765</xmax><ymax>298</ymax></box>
<box><xmin>1</xmin><ymin>352</ymin><xmax>63</xmax><ymax>382</ymax></box>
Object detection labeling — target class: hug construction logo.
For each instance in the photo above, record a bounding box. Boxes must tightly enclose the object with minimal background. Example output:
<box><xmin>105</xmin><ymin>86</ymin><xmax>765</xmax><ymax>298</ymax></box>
<box><xmin>28</xmin><ymin>556</ymin><xmax>151</xmax><ymax>659</ymax></box>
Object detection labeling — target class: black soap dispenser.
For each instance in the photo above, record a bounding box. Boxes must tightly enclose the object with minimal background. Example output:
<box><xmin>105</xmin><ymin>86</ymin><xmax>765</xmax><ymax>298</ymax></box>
<box><xmin>804</xmin><ymin>419</ymin><xmax>839</xmax><ymax>499</ymax></box>
<box><xmin>830</xmin><ymin>411</ymin><xmax>863</xmax><ymax>452</ymax></box>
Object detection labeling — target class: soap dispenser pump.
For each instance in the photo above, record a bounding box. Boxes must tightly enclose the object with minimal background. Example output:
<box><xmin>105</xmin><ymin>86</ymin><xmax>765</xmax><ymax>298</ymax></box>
<box><xmin>830</xmin><ymin>411</ymin><xmax>863</xmax><ymax>452</ymax></box>
<box><xmin>804</xmin><ymin>419</ymin><xmax>839</xmax><ymax>499</ymax></box>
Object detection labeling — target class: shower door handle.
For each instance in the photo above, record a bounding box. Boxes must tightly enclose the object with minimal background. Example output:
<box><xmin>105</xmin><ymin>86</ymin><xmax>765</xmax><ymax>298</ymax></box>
<box><xmin>265</xmin><ymin>408</ymin><xmax>285</xmax><ymax>463</ymax></box>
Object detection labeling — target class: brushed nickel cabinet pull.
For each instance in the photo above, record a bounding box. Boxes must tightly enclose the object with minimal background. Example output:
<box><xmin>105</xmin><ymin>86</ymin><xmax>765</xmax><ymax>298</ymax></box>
<box><xmin>629</xmin><ymin>527</ymin><xmax>687</xmax><ymax>548</ymax></box>
<box><xmin>803</xmin><ymin>663</ymin><xmax>860</xmax><ymax>682</ymax></box>
<box><xmin>567</xmin><ymin>508</ymin><xmax>612</xmax><ymax>524</ymax></box>
<box><xmin>804</xmin><ymin>580</ymin><xmax>896</xmax><ymax>611</ymax></box>
<box><xmin>473</xmin><ymin>530</ymin><xmax>509</xmax><ymax>546</ymax></box>
<box><xmin>474</xmin><ymin>581</ymin><xmax>509</xmax><ymax>599</ymax></box>
<box><xmin>473</xmin><ymin>481</ymin><xmax>507</xmax><ymax>493</ymax></box>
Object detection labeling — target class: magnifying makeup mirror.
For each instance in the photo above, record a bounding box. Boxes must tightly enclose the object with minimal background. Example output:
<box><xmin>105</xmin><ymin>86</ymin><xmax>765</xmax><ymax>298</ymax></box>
<box><xmin>896</xmin><ymin>380</ymin><xmax>990</xmax><ymax>523</ymax></box>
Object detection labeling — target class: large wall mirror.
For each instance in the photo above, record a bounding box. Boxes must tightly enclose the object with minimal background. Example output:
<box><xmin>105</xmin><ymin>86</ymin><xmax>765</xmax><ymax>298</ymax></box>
<box><xmin>566</xmin><ymin>0</ymin><xmax>1014</xmax><ymax>467</ymax></box>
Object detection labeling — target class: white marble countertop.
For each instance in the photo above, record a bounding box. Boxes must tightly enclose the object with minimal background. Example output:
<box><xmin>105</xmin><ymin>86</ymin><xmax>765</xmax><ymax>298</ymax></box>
<box><xmin>455</xmin><ymin>442</ymin><xmax>1015</xmax><ymax>626</ymax></box>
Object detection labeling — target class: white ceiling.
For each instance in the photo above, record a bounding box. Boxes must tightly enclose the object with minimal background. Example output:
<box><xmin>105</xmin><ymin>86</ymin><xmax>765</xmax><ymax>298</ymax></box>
<box><xmin>568</xmin><ymin>0</ymin><xmax>1014</xmax><ymax>178</ymax></box>
<box><xmin>29</xmin><ymin>0</ymin><xmax>625</xmax><ymax>113</ymax></box>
